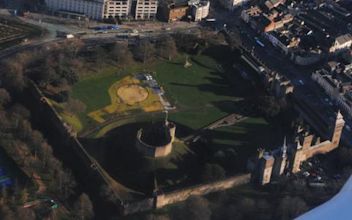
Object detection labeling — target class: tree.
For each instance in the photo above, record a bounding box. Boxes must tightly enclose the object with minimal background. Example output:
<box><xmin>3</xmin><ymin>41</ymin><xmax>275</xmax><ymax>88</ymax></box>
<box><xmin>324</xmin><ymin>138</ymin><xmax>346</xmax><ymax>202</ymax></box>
<box><xmin>39</xmin><ymin>142</ymin><xmax>53</xmax><ymax>168</ymax></box>
<box><xmin>111</xmin><ymin>42</ymin><xmax>134</xmax><ymax>67</ymax></box>
<box><xmin>144</xmin><ymin>214</ymin><xmax>171</xmax><ymax>220</ymax></box>
<box><xmin>183</xmin><ymin>196</ymin><xmax>211</xmax><ymax>220</ymax></box>
<box><xmin>238</xmin><ymin>197</ymin><xmax>256</xmax><ymax>217</ymax></box>
<box><xmin>0</xmin><ymin>204</ymin><xmax>15</xmax><ymax>220</ymax></box>
<box><xmin>276</xmin><ymin>196</ymin><xmax>308</xmax><ymax>220</ymax></box>
<box><xmin>156</xmin><ymin>36</ymin><xmax>178</xmax><ymax>60</ymax></box>
<box><xmin>219</xmin><ymin>204</ymin><xmax>244</xmax><ymax>220</ymax></box>
<box><xmin>62</xmin><ymin>38</ymin><xmax>85</xmax><ymax>59</ymax></box>
<box><xmin>254</xmin><ymin>96</ymin><xmax>282</xmax><ymax>118</ymax></box>
<box><xmin>95</xmin><ymin>46</ymin><xmax>107</xmax><ymax>68</ymax></box>
<box><xmin>9</xmin><ymin>104</ymin><xmax>31</xmax><ymax>120</ymax></box>
<box><xmin>15</xmin><ymin>207</ymin><xmax>36</xmax><ymax>220</ymax></box>
<box><xmin>74</xmin><ymin>193</ymin><xmax>94</xmax><ymax>220</ymax></box>
<box><xmin>55</xmin><ymin>169</ymin><xmax>77</xmax><ymax>200</ymax></box>
<box><xmin>201</xmin><ymin>163</ymin><xmax>226</xmax><ymax>182</ymax></box>
<box><xmin>2</xmin><ymin>59</ymin><xmax>26</xmax><ymax>90</ymax></box>
<box><xmin>134</xmin><ymin>40</ymin><xmax>156</xmax><ymax>64</ymax></box>
<box><xmin>99</xmin><ymin>185</ymin><xmax>117</xmax><ymax>203</ymax></box>
<box><xmin>65</xmin><ymin>98</ymin><xmax>87</xmax><ymax>115</ymax></box>
<box><xmin>0</xmin><ymin>88</ymin><xmax>11</xmax><ymax>106</ymax></box>
<box><xmin>17</xmin><ymin>188</ymin><xmax>30</xmax><ymax>205</ymax></box>
<box><xmin>337</xmin><ymin>147</ymin><xmax>352</xmax><ymax>167</ymax></box>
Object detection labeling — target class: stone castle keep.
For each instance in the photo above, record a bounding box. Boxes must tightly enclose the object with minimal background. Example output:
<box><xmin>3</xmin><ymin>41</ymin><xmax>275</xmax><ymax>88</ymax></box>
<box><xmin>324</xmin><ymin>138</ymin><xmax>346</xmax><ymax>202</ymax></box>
<box><xmin>136</xmin><ymin>120</ymin><xmax>176</xmax><ymax>158</ymax></box>
<box><xmin>251</xmin><ymin>111</ymin><xmax>345</xmax><ymax>185</ymax></box>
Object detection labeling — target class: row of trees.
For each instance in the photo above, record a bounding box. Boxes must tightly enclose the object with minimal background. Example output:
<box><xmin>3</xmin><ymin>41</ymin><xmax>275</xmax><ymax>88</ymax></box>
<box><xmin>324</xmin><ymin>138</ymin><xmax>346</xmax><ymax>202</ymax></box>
<box><xmin>104</xmin><ymin>35</ymin><xmax>178</xmax><ymax>66</ymax></box>
<box><xmin>0</xmin><ymin>69</ymin><xmax>94</xmax><ymax>219</ymax></box>
<box><xmin>136</xmin><ymin>193</ymin><xmax>308</xmax><ymax>220</ymax></box>
<box><xmin>1</xmin><ymin>36</ymin><xmax>178</xmax><ymax>101</ymax></box>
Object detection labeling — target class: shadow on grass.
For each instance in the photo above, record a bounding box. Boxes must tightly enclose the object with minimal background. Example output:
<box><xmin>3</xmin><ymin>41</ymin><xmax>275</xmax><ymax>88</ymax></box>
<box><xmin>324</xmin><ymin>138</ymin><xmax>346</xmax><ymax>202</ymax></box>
<box><xmin>80</xmin><ymin>121</ymin><xmax>201</xmax><ymax>194</ymax></box>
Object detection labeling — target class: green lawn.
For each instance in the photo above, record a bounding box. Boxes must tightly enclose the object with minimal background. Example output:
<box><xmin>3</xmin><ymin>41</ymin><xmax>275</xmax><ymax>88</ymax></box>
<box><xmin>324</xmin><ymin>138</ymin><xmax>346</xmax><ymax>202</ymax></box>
<box><xmin>209</xmin><ymin>117</ymin><xmax>283</xmax><ymax>158</ymax></box>
<box><xmin>68</xmin><ymin>53</ymin><xmax>260</xmax><ymax>135</ymax></box>
<box><xmin>153</xmin><ymin>55</ymin><xmax>244</xmax><ymax>129</ymax></box>
<box><xmin>71</xmin><ymin>67</ymin><xmax>122</xmax><ymax>112</ymax></box>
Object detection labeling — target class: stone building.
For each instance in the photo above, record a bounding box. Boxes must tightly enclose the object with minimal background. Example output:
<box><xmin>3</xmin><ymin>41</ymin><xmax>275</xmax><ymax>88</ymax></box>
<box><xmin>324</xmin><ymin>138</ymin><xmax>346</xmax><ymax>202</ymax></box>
<box><xmin>264</xmin><ymin>72</ymin><xmax>294</xmax><ymax>98</ymax></box>
<box><xmin>190</xmin><ymin>1</ymin><xmax>209</xmax><ymax>21</ymax></box>
<box><xmin>329</xmin><ymin>34</ymin><xmax>352</xmax><ymax>54</ymax></box>
<box><xmin>219</xmin><ymin>0</ymin><xmax>249</xmax><ymax>11</ymax></box>
<box><xmin>252</xmin><ymin>111</ymin><xmax>345</xmax><ymax>185</ymax></box>
<box><xmin>159</xmin><ymin>2</ymin><xmax>189</xmax><ymax>22</ymax></box>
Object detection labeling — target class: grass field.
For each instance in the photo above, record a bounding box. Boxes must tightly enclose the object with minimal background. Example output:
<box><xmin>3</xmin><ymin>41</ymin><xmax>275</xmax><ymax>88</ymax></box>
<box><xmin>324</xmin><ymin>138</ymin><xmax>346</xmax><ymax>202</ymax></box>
<box><xmin>153</xmin><ymin>55</ymin><xmax>253</xmax><ymax>129</ymax></box>
<box><xmin>87</xmin><ymin>75</ymin><xmax>163</xmax><ymax>123</ymax></box>
<box><xmin>205</xmin><ymin>117</ymin><xmax>284</xmax><ymax>173</ymax></box>
<box><xmin>61</xmin><ymin>49</ymin><xmax>262</xmax><ymax>137</ymax></box>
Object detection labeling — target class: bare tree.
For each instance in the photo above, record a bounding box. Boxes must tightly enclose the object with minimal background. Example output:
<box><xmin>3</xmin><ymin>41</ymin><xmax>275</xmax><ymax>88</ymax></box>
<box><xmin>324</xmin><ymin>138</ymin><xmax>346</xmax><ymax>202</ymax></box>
<box><xmin>95</xmin><ymin>46</ymin><xmax>107</xmax><ymax>68</ymax></box>
<box><xmin>134</xmin><ymin>40</ymin><xmax>156</xmax><ymax>64</ymax></box>
<box><xmin>144</xmin><ymin>214</ymin><xmax>171</xmax><ymax>220</ymax></box>
<box><xmin>56</xmin><ymin>169</ymin><xmax>77</xmax><ymax>200</ymax></box>
<box><xmin>0</xmin><ymin>88</ymin><xmax>11</xmax><ymax>106</ymax></box>
<box><xmin>184</xmin><ymin>196</ymin><xmax>211</xmax><ymax>220</ymax></box>
<box><xmin>0</xmin><ymin>204</ymin><xmax>15</xmax><ymax>220</ymax></box>
<box><xmin>2</xmin><ymin>59</ymin><xmax>26</xmax><ymax>90</ymax></box>
<box><xmin>201</xmin><ymin>163</ymin><xmax>226</xmax><ymax>182</ymax></box>
<box><xmin>157</xmin><ymin>36</ymin><xmax>178</xmax><ymax>60</ymax></box>
<box><xmin>111</xmin><ymin>42</ymin><xmax>134</xmax><ymax>67</ymax></box>
<box><xmin>62</xmin><ymin>38</ymin><xmax>85</xmax><ymax>58</ymax></box>
<box><xmin>276</xmin><ymin>196</ymin><xmax>308</xmax><ymax>220</ymax></box>
<box><xmin>74</xmin><ymin>193</ymin><xmax>94</xmax><ymax>220</ymax></box>
<box><xmin>65</xmin><ymin>98</ymin><xmax>87</xmax><ymax>115</ymax></box>
<box><xmin>39</xmin><ymin>142</ymin><xmax>53</xmax><ymax>168</ymax></box>
<box><xmin>15</xmin><ymin>207</ymin><xmax>36</xmax><ymax>220</ymax></box>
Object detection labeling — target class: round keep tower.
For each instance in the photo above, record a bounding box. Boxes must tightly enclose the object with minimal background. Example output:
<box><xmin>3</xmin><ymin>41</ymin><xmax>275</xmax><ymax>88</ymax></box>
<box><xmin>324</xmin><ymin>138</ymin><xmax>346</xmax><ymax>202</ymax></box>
<box><xmin>136</xmin><ymin>121</ymin><xmax>176</xmax><ymax>158</ymax></box>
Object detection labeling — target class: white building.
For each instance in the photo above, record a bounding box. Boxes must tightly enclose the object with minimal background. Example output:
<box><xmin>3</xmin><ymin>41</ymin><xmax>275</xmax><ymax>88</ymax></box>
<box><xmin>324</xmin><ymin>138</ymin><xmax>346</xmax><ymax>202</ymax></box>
<box><xmin>330</xmin><ymin>34</ymin><xmax>352</xmax><ymax>54</ymax></box>
<box><xmin>191</xmin><ymin>1</ymin><xmax>209</xmax><ymax>21</ymax></box>
<box><xmin>134</xmin><ymin>0</ymin><xmax>158</xmax><ymax>20</ymax></box>
<box><xmin>45</xmin><ymin>0</ymin><xmax>157</xmax><ymax>20</ymax></box>
<box><xmin>219</xmin><ymin>0</ymin><xmax>249</xmax><ymax>11</ymax></box>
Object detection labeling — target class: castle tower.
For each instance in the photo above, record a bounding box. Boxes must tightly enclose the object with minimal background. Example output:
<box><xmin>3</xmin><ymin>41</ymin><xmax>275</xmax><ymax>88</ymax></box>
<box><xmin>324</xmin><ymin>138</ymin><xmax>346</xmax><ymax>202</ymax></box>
<box><xmin>291</xmin><ymin>142</ymin><xmax>305</xmax><ymax>173</ymax></box>
<box><xmin>258</xmin><ymin>152</ymin><xmax>275</xmax><ymax>185</ymax></box>
<box><xmin>279</xmin><ymin>136</ymin><xmax>288</xmax><ymax>175</ymax></box>
<box><xmin>331</xmin><ymin>110</ymin><xmax>345</xmax><ymax>148</ymax></box>
<box><xmin>302</xmin><ymin>133</ymin><xmax>314</xmax><ymax>150</ymax></box>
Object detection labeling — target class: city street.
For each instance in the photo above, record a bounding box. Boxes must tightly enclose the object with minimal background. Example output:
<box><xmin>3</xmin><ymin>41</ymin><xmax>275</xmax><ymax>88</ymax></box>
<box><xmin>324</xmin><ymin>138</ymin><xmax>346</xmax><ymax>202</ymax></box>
<box><xmin>219</xmin><ymin>13</ymin><xmax>352</xmax><ymax>147</ymax></box>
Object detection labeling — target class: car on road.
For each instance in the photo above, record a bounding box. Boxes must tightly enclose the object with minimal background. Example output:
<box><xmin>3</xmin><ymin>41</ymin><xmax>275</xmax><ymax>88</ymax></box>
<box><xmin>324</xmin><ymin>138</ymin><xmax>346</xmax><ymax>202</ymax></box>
<box><xmin>254</xmin><ymin>37</ymin><xmax>265</xmax><ymax>47</ymax></box>
<box><xmin>303</xmin><ymin>171</ymin><xmax>310</xmax><ymax>177</ymax></box>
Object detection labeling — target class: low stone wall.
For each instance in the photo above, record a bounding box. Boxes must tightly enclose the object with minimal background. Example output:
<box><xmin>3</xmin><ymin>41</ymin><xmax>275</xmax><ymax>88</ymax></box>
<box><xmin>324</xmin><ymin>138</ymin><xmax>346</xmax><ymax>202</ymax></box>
<box><xmin>122</xmin><ymin>198</ymin><xmax>155</xmax><ymax>215</ymax></box>
<box><xmin>155</xmin><ymin>173</ymin><xmax>251</xmax><ymax>208</ymax></box>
